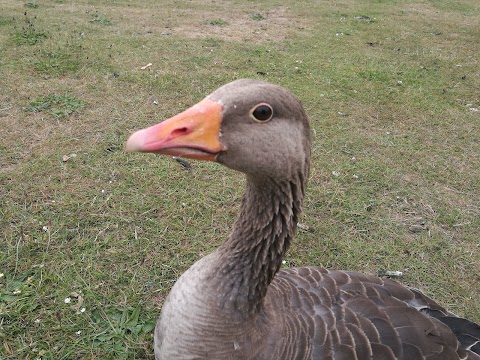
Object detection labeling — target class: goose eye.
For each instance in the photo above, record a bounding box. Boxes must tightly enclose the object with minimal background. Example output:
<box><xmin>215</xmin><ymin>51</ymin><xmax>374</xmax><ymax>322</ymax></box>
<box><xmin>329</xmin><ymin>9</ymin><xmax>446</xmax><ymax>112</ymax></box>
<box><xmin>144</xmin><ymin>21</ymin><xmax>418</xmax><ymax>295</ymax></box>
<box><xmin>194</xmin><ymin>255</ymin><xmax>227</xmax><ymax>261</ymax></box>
<box><xmin>250</xmin><ymin>103</ymin><xmax>273</xmax><ymax>122</ymax></box>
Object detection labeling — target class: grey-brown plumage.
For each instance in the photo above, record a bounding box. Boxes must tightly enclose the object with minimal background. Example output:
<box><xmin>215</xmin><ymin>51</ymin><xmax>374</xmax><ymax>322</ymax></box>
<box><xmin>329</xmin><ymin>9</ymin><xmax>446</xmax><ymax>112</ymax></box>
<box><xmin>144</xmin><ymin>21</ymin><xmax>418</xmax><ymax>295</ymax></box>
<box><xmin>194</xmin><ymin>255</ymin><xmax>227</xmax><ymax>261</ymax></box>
<box><xmin>126</xmin><ymin>79</ymin><xmax>480</xmax><ymax>359</ymax></box>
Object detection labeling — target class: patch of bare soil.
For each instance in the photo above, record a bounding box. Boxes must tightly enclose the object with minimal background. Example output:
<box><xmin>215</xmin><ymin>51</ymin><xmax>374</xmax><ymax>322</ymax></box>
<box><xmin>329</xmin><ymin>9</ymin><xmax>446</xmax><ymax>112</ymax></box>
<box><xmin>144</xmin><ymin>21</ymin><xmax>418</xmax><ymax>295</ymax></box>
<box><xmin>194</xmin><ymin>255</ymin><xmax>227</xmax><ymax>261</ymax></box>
<box><xmin>87</xmin><ymin>4</ymin><xmax>310</xmax><ymax>44</ymax></box>
<box><xmin>170</xmin><ymin>7</ymin><xmax>308</xmax><ymax>43</ymax></box>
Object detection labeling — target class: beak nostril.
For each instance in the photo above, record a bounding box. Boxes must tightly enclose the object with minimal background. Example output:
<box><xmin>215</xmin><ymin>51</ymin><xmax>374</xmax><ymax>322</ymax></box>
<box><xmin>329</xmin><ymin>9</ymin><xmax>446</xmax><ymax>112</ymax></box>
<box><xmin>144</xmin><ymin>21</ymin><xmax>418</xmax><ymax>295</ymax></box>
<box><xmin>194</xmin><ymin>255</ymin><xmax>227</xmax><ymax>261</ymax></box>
<box><xmin>171</xmin><ymin>127</ymin><xmax>189</xmax><ymax>137</ymax></box>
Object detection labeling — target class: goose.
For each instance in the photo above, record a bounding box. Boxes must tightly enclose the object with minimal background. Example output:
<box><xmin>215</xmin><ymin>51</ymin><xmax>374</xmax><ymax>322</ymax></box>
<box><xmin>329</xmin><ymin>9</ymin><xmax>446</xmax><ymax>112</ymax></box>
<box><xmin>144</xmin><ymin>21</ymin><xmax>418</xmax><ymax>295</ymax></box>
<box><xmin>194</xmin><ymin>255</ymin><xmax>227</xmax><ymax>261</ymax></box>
<box><xmin>126</xmin><ymin>79</ymin><xmax>480</xmax><ymax>359</ymax></box>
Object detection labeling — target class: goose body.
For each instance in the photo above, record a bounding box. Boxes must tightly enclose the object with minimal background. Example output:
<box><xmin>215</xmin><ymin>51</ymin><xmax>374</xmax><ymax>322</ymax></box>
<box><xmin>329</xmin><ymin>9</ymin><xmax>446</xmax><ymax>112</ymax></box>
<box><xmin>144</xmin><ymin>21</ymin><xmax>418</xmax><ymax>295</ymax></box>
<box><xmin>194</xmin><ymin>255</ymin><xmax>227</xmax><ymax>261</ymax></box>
<box><xmin>126</xmin><ymin>79</ymin><xmax>480</xmax><ymax>359</ymax></box>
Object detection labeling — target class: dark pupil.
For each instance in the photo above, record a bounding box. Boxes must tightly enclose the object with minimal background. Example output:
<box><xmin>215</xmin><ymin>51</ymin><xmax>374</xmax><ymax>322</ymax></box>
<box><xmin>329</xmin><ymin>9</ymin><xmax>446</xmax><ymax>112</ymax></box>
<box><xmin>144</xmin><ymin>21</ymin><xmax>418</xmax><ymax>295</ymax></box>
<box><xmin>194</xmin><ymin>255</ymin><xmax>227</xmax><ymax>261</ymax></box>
<box><xmin>253</xmin><ymin>105</ymin><xmax>272</xmax><ymax>121</ymax></box>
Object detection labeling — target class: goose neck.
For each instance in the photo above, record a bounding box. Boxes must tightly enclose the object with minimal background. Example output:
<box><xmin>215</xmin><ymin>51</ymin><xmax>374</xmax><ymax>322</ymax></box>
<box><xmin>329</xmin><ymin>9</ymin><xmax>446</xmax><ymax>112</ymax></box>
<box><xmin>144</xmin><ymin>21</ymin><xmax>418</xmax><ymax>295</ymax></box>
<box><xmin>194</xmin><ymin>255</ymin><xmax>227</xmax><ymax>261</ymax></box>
<box><xmin>214</xmin><ymin>174</ymin><xmax>305</xmax><ymax>315</ymax></box>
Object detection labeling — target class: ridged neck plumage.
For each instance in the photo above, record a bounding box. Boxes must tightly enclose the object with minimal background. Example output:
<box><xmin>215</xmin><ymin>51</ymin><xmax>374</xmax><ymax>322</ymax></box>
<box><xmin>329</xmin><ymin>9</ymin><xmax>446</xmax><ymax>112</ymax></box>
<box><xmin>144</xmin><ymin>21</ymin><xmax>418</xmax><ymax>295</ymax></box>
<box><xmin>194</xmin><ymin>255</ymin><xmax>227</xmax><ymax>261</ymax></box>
<box><xmin>212</xmin><ymin>170</ymin><xmax>307</xmax><ymax>317</ymax></box>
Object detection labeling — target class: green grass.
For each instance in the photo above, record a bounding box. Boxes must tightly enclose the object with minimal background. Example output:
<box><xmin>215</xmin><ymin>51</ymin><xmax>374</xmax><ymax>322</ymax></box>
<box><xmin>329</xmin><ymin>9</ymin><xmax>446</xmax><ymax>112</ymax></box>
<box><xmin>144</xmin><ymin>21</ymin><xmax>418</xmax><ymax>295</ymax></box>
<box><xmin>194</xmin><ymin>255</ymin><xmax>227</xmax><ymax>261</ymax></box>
<box><xmin>25</xmin><ymin>94</ymin><xmax>86</xmax><ymax>117</ymax></box>
<box><xmin>1</xmin><ymin>0</ymin><xmax>479</xmax><ymax>358</ymax></box>
<box><xmin>13</xmin><ymin>13</ymin><xmax>47</xmax><ymax>45</ymax></box>
<box><xmin>206</xmin><ymin>18</ymin><xmax>229</xmax><ymax>26</ymax></box>
<box><xmin>25</xmin><ymin>2</ymin><xmax>39</xmax><ymax>9</ymax></box>
<box><xmin>251</xmin><ymin>13</ymin><xmax>266</xmax><ymax>21</ymax></box>
<box><xmin>90</xmin><ymin>16</ymin><xmax>113</xmax><ymax>26</ymax></box>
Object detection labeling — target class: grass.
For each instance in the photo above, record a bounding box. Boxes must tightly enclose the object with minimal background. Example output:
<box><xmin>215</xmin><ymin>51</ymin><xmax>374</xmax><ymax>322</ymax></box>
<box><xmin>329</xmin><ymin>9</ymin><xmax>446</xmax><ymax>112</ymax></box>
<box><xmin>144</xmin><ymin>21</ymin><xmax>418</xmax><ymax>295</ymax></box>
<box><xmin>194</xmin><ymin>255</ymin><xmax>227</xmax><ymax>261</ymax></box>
<box><xmin>1</xmin><ymin>0</ymin><xmax>479</xmax><ymax>358</ymax></box>
<box><xmin>13</xmin><ymin>13</ymin><xmax>47</xmax><ymax>45</ymax></box>
<box><xmin>25</xmin><ymin>2</ymin><xmax>39</xmax><ymax>9</ymax></box>
<box><xmin>206</xmin><ymin>18</ymin><xmax>229</xmax><ymax>26</ymax></box>
<box><xmin>25</xmin><ymin>94</ymin><xmax>86</xmax><ymax>117</ymax></box>
<box><xmin>89</xmin><ymin>16</ymin><xmax>113</xmax><ymax>26</ymax></box>
<box><xmin>251</xmin><ymin>13</ymin><xmax>266</xmax><ymax>21</ymax></box>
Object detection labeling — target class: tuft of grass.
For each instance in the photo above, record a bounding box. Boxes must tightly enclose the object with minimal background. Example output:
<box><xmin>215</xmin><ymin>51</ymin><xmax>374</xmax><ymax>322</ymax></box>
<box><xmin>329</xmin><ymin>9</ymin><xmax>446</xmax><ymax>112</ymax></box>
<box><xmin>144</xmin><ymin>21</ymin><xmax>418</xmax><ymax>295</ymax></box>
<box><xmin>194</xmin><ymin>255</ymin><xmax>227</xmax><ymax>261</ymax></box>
<box><xmin>251</xmin><ymin>13</ymin><xmax>266</xmax><ymax>21</ymax></box>
<box><xmin>354</xmin><ymin>15</ymin><xmax>376</xmax><ymax>23</ymax></box>
<box><xmin>90</xmin><ymin>14</ymin><xmax>113</xmax><ymax>26</ymax></box>
<box><xmin>24</xmin><ymin>2</ymin><xmax>39</xmax><ymax>8</ymax></box>
<box><xmin>206</xmin><ymin>18</ymin><xmax>228</xmax><ymax>26</ymax></box>
<box><xmin>90</xmin><ymin>17</ymin><xmax>113</xmax><ymax>26</ymax></box>
<box><xmin>90</xmin><ymin>304</ymin><xmax>155</xmax><ymax>358</ymax></box>
<box><xmin>13</xmin><ymin>13</ymin><xmax>46</xmax><ymax>45</ymax></box>
<box><xmin>25</xmin><ymin>94</ymin><xmax>86</xmax><ymax>117</ymax></box>
<box><xmin>32</xmin><ymin>43</ymin><xmax>84</xmax><ymax>75</ymax></box>
<box><xmin>0</xmin><ymin>17</ymin><xmax>15</xmax><ymax>27</ymax></box>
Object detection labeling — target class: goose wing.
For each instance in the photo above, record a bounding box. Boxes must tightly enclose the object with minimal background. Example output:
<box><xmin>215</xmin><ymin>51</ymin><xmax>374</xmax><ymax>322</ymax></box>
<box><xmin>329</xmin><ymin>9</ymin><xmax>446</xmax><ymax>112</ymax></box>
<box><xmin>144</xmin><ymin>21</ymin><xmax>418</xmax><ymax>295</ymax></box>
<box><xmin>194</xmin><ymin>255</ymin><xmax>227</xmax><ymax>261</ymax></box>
<box><xmin>263</xmin><ymin>267</ymin><xmax>480</xmax><ymax>360</ymax></box>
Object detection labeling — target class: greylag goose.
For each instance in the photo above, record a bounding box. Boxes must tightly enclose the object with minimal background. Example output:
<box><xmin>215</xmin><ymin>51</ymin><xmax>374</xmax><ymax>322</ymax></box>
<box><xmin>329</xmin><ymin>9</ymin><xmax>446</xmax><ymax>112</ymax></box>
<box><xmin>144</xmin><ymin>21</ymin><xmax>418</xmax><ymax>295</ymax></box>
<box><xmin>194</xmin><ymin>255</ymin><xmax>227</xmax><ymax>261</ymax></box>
<box><xmin>126</xmin><ymin>79</ymin><xmax>480</xmax><ymax>359</ymax></box>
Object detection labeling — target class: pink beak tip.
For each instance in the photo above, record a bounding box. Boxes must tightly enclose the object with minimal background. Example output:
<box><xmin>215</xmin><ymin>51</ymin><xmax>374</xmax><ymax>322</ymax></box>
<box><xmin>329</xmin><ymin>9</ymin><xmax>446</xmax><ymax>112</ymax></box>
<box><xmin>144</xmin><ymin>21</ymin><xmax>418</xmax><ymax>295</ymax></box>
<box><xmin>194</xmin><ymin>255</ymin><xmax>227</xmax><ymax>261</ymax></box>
<box><xmin>125</xmin><ymin>130</ymin><xmax>145</xmax><ymax>153</ymax></box>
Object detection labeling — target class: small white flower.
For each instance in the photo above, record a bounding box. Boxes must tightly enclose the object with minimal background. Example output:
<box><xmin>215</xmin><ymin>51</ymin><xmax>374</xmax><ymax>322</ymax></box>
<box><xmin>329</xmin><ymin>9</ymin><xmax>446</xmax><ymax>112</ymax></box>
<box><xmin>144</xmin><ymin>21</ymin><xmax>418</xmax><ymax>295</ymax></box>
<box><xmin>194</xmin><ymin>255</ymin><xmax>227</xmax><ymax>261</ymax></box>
<box><xmin>282</xmin><ymin>260</ymin><xmax>286</xmax><ymax>264</ymax></box>
<box><xmin>353</xmin><ymin>174</ymin><xmax>359</xmax><ymax>179</ymax></box>
<box><xmin>35</xmin><ymin>318</ymin><xmax>41</xmax><ymax>323</ymax></box>
<box><xmin>76</xmin><ymin>330</ymin><xmax>82</xmax><ymax>335</ymax></box>
<box><xmin>332</xmin><ymin>171</ymin><xmax>340</xmax><ymax>177</ymax></box>
<box><xmin>64</xmin><ymin>297</ymin><xmax>71</xmax><ymax>304</ymax></box>
<box><xmin>42</xmin><ymin>226</ymin><xmax>49</xmax><ymax>232</ymax></box>
<box><xmin>101</xmin><ymin>189</ymin><xmax>105</xmax><ymax>193</ymax></box>
<box><xmin>13</xmin><ymin>289</ymin><xmax>21</xmax><ymax>295</ymax></box>
<box><xmin>0</xmin><ymin>273</ymin><xmax>4</xmax><ymax>278</ymax></box>
<box><xmin>80</xmin><ymin>307</ymin><xmax>86</xmax><ymax>313</ymax></box>
<box><xmin>469</xmin><ymin>107</ymin><xmax>479</xmax><ymax>112</ymax></box>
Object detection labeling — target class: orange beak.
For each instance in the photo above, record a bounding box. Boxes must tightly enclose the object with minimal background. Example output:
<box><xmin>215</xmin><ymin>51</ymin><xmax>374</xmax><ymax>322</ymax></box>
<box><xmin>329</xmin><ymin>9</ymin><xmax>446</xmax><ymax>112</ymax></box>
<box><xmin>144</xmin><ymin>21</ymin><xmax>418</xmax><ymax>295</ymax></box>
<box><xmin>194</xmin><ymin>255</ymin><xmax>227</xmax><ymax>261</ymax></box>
<box><xmin>125</xmin><ymin>98</ymin><xmax>224</xmax><ymax>161</ymax></box>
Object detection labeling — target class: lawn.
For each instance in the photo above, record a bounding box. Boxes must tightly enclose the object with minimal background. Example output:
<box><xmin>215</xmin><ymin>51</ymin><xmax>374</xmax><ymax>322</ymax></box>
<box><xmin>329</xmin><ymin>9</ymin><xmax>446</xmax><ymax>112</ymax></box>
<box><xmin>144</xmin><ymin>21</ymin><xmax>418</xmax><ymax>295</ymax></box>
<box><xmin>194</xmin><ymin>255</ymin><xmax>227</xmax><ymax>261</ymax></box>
<box><xmin>1</xmin><ymin>0</ymin><xmax>479</xmax><ymax>358</ymax></box>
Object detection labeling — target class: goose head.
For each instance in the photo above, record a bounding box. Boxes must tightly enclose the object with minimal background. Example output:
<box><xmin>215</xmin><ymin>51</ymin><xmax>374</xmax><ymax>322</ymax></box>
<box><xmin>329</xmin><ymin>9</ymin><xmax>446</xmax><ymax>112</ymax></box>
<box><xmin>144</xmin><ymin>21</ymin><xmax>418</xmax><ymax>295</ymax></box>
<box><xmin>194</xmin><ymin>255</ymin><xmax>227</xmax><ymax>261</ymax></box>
<box><xmin>126</xmin><ymin>79</ymin><xmax>311</xmax><ymax>180</ymax></box>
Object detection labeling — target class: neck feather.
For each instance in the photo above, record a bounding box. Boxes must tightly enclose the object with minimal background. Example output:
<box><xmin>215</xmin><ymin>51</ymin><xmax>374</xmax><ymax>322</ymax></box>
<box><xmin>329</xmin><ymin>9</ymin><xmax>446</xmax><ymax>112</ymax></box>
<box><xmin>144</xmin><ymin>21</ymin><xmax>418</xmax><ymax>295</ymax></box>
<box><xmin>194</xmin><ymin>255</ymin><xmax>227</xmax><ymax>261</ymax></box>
<box><xmin>213</xmin><ymin>172</ymin><xmax>306</xmax><ymax>315</ymax></box>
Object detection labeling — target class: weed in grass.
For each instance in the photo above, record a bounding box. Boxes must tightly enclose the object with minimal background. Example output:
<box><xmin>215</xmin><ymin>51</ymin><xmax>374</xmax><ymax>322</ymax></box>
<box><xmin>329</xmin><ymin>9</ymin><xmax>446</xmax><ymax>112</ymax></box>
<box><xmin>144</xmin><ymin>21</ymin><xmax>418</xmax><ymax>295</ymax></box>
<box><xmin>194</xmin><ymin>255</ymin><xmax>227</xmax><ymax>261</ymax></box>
<box><xmin>13</xmin><ymin>13</ymin><xmax>46</xmax><ymax>45</ymax></box>
<box><xmin>24</xmin><ymin>1</ymin><xmax>39</xmax><ymax>8</ymax></box>
<box><xmin>0</xmin><ymin>17</ymin><xmax>15</xmax><ymax>27</ymax></box>
<box><xmin>251</xmin><ymin>13</ymin><xmax>266</xmax><ymax>21</ymax></box>
<box><xmin>33</xmin><ymin>43</ymin><xmax>83</xmax><ymax>75</ymax></box>
<box><xmin>25</xmin><ymin>94</ymin><xmax>86</xmax><ymax>117</ymax></box>
<box><xmin>0</xmin><ymin>273</ymin><xmax>36</xmax><ymax>305</ymax></box>
<box><xmin>90</xmin><ymin>15</ymin><xmax>113</xmax><ymax>26</ymax></box>
<box><xmin>91</xmin><ymin>305</ymin><xmax>155</xmax><ymax>356</ymax></box>
<box><xmin>358</xmin><ymin>69</ymin><xmax>390</xmax><ymax>83</ymax></box>
<box><xmin>354</xmin><ymin>15</ymin><xmax>376</xmax><ymax>23</ymax></box>
<box><xmin>207</xmin><ymin>19</ymin><xmax>228</xmax><ymax>26</ymax></box>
